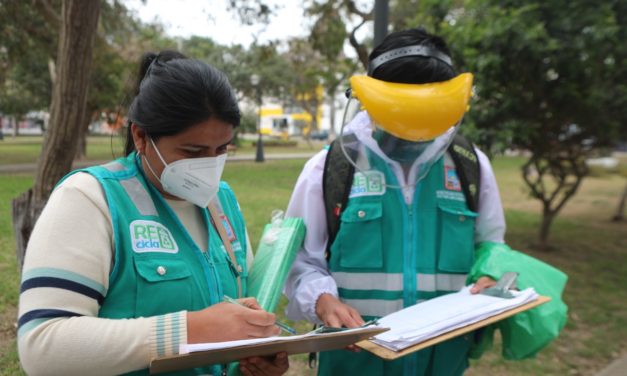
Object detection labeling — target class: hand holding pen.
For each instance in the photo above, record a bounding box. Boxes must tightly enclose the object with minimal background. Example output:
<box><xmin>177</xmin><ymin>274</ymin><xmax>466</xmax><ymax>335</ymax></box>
<box><xmin>223</xmin><ymin>295</ymin><xmax>297</xmax><ymax>335</ymax></box>
<box><xmin>187</xmin><ymin>296</ymin><xmax>279</xmax><ymax>344</ymax></box>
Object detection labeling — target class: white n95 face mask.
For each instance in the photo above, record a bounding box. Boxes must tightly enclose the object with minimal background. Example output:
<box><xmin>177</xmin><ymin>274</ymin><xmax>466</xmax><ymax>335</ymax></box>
<box><xmin>144</xmin><ymin>138</ymin><xmax>227</xmax><ymax>207</ymax></box>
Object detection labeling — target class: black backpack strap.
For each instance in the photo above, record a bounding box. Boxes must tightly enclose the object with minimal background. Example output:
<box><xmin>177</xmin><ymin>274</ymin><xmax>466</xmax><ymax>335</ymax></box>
<box><xmin>448</xmin><ymin>134</ymin><xmax>481</xmax><ymax>212</ymax></box>
<box><xmin>322</xmin><ymin>134</ymin><xmax>357</xmax><ymax>259</ymax></box>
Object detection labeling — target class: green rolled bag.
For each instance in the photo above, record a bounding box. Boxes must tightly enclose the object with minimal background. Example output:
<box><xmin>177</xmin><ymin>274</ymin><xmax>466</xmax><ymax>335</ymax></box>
<box><xmin>247</xmin><ymin>211</ymin><xmax>306</xmax><ymax>312</ymax></box>
<box><xmin>467</xmin><ymin>242</ymin><xmax>568</xmax><ymax>360</ymax></box>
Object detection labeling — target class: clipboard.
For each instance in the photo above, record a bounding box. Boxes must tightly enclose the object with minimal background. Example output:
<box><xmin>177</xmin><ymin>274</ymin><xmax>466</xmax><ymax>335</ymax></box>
<box><xmin>356</xmin><ymin>295</ymin><xmax>551</xmax><ymax>360</ymax></box>
<box><xmin>150</xmin><ymin>326</ymin><xmax>388</xmax><ymax>374</ymax></box>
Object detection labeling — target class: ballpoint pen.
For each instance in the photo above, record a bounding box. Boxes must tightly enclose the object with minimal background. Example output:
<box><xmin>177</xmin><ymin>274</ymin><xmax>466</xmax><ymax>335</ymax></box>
<box><xmin>223</xmin><ymin>295</ymin><xmax>297</xmax><ymax>335</ymax></box>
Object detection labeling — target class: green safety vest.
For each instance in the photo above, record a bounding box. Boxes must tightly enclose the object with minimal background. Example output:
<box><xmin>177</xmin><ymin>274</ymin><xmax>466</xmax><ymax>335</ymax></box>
<box><xmin>73</xmin><ymin>153</ymin><xmax>248</xmax><ymax>376</ymax></box>
<box><xmin>320</xmin><ymin>150</ymin><xmax>477</xmax><ymax>376</ymax></box>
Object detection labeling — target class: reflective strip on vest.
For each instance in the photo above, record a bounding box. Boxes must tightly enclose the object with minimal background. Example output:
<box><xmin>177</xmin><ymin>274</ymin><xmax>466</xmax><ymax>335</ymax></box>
<box><xmin>332</xmin><ymin>272</ymin><xmax>467</xmax><ymax>292</ymax></box>
<box><xmin>340</xmin><ymin>298</ymin><xmax>427</xmax><ymax>317</ymax></box>
<box><xmin>102</xmin><ymin>161</ymin><xmax>125</xmax><ymax>172</ymax></box>
<box><xmin>119</xmin><ymin>178</ymin><xmax>158</xmax><ymax>216</ymax></box>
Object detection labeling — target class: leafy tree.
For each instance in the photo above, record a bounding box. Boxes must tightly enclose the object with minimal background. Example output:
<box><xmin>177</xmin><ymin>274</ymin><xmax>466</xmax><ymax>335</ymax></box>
<box><xmin>218</xmin><ymin>0</ymin><xmax>627</xmax><ymax>249</ymax></box>
<box><xmin>282</xmin><ymin>38</ymin><xmax>325</xmax><ymax>136</ymax></box>
<box><xmin>12</xmin><ymin>0</ymin><xmax>101</xmax><ymax>269</ymax></box>
<box><xmin>405</xmin><ymin>0</ymin><xmax>627</xmax><ymax>249</ymax></box>
<box><xmin>0</xmin><ymin>1</ymin><xmax>58</xmax><ymax>132</ymax></box>
<box><xmin>305</xmin><ymin>0</ymin><xmax>374</xmax><ymax>69</ymax></box>
<box><xmin>307</xmin><ymin>1</ymin><xmax>359</xmax><ymax>135</ymax></box>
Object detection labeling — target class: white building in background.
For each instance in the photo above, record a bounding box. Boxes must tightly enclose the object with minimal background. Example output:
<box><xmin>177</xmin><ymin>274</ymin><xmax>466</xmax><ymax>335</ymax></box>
<box><xmin>0</xmin><ymin>111</ymin><xmax>48</xmax><ymax>136</ymax></box>
<box><xmin>252</xmin><ymin>86</ymin><xmax>348</xmax><ymax>140</ymax></box>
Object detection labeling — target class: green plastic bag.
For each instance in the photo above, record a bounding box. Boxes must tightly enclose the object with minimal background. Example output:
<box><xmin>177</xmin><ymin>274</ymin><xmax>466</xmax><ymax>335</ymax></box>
<box><xmin>467</xmin><ymin>242</ymin><xmax>568</xmax><ymax>360</ymax></box>
<box><xmin>247</xmin><ymin>211</ymin><xmax>306</xmax><ymax>312</ymax></box>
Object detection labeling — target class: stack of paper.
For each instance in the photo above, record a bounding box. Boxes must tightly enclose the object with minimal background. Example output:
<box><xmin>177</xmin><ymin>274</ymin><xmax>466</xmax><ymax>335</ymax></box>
<box><xmin>371</xmin><ymin>286</ymin><xmax>538</xmax><ymax>351</ymax></box>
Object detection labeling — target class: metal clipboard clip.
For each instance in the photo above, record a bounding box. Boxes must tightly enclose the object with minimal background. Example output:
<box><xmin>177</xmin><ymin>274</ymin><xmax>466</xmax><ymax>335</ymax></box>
<box><xmin>479</xmin><ymin>271</ymin><xmax>519</xmax><ymax>299</ymax></box>
<box><xmin>309</xmin><ymin>319</ymin><xmax>380</xmax><ymax>334</ymax></box>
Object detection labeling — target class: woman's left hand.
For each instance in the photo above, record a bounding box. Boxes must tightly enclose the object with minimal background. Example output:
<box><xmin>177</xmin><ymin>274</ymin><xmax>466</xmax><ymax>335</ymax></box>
<box><xmin>239</xmin><ymin>352</ymin><xmax>289</xmax><ymax>376</ymax></box>
<box><xmin>470</xmin><ymin>276</ymin><xmax>497</xmax><ymax>294</ymax></box>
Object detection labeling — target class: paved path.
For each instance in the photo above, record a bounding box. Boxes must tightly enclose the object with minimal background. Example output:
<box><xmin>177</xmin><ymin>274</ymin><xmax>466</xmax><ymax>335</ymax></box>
<box><xmin>595</xmin><ymin>355</ymin><xmax>627</xmax><ymax>376</ymax></box>
<box><xmin>0</xmin><ymin>152</ymin><xmax>317</xmax><ymax>173</ymax></box>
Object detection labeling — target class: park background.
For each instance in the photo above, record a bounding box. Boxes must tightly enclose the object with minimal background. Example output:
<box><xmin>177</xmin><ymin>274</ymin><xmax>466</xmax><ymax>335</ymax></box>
<box><xmin>1</xmin><ymin>1</ymin><xmax>626</xmax><ymax>375</ymax></box>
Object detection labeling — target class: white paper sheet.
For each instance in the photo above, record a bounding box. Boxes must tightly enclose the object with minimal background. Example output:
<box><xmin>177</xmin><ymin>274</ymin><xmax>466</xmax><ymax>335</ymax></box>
<box><xmin>179</xmin><ymin>326</ymin><xmax>373</xmax><ymax>354</ymax></box>
<box><xmin>371</xmin><ymin>286</ymin><xmax>538</xmax><ymax>351</ymax></box>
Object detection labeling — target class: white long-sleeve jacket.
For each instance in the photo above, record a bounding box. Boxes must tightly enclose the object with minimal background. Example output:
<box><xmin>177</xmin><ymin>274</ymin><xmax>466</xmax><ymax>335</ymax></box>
<box><xmin>284</xmin><ymin>112</ymin><xmax>506</xmax><ymax>323</ymax></box>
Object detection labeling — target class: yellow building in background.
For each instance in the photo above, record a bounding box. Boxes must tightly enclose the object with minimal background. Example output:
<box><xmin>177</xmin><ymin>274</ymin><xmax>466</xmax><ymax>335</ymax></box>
<box><xmin>258</xmin><ymin>86</ymin><xmax>324</xmax><ymax>139</ymax></box>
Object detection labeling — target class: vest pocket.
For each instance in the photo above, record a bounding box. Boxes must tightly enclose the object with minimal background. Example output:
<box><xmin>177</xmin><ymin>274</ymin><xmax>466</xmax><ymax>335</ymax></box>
<box><xmin>134</xmin><ymin>257</ymin><xmax>193</xmax><ymax>315</ymax></box>
<box><xmin>335</xmin><ymin>201</ymin><xmax>383</xmax><ymax>269</ymax></box>
<box><xmin>437</xmin><ymin>204</ymin><xmax>478</xmax><ymax>273</ymax></box>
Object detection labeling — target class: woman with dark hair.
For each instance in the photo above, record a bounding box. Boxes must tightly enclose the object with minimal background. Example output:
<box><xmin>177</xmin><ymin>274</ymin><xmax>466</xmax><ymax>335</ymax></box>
<box><xmin>283</xmin><ymin>28</ymin><xmax>508</xmax><ymax>375</ymax></box>
<box><xmin>18</xmin><ymin>51</ymin><xmax>289</xmax><ymax>376</ymax></box>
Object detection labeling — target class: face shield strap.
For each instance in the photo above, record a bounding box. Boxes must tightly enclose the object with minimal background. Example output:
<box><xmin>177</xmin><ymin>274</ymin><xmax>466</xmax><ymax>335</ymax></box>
<box><xmin>367</xmin><ymin>45</ymin><xmax>453</xmax><ymax>76</ymax></box>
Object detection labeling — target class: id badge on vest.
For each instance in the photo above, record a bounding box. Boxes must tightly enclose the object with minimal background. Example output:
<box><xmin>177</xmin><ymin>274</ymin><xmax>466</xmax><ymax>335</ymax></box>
<box><xmin>349</xmin><ymin>170</ymin><xmax>386</xmax><ymax>198</ymax></box>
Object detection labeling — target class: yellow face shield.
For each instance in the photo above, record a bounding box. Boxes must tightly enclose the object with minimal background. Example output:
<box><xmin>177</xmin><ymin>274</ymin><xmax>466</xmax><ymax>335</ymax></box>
<box><xmin>349</xmin><ymin>73</ymin><xmax>474</xmax><ymax>142</ymax></box>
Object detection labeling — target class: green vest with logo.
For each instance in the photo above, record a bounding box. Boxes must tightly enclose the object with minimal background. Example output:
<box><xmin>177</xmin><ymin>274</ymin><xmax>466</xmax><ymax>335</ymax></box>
<box><xmin>319</xmin><ymin>151</ymin><xmax>477</xmax><ymax>376</ymax></box>
<box><xmin>74</xmin><ymin>153</ymin><xmax>248</xmax><ymax>376</ymax></box>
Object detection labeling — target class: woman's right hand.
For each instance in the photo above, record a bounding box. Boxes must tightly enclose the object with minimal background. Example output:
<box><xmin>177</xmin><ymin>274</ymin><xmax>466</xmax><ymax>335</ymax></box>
<box><xmin>187</xmin><ymin>297</ymin><xmax>280</xmax><ymax>343</ymax></box>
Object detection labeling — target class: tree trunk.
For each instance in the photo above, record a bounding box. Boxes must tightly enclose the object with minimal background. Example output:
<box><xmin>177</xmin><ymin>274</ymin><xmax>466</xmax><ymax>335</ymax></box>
<box><xmin>12</xmin><ymin>0</ymin><xmax>100</xmax><ymax>271</ymax></box>
<box><xmin>538</xmin><ymin>208</ymin><xmax>555</xmax><ymax>252</ymax></box>
<box><xmin>612</xmin><ymin>181</ymin><xmax>627</xmax><ymax>222</ymax></box>
<box><xmin>12</xmin><ymin>190</ymin><xmax>46</xmax><ymax>270</ymax></box>
<box><xmin>74</xmin><ymin>110</ymin><xmax>92</xmax><ymax>160</ymax></box>
<box><xmin>328</xmin><ymin>91</ymin><xmax>337</xmax><ymax>139</ymax></box>
<box><xmin>11</xmin><ymin>116</ymin><xmax>18</xmax><ymax>137</ymax></box>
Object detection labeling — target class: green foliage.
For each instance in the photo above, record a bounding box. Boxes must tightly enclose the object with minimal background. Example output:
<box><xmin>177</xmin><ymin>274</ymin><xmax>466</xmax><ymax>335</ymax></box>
<box><xmin>0</xmin><ymin>1</ymin><xmax>57</xmax><ymax>116</ymax></box>
<box><xmin>417</xmin><ymin>0</ymin><xmax>627</xmax><ymax>155</ymax></box>
<box><xmin>401</xmin><ymin>0</ymin><xmax>627</xmax><ymax>246</ymax></box>
<box><xmin>308</xmin><ymin>2</ymin><xmax>348</xmax><ymax>60</ymax></box>
<box><xmin>239</xmin><ymin>109</ymin><xmax>258</xmax><ymax>135</ymax></box>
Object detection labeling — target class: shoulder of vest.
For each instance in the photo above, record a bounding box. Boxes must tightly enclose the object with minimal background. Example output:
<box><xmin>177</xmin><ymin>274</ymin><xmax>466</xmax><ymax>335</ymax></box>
<box><xmin>85</xmin><ymin>156</ymin><xmax>140</xmax><ymax>180</ymax></box>
<box><xmin>217</xmin><ymin>181</ymin><xmax>239</xmax><ymax>206</ymax></box>
<box><xmin>219</xmin><ymin>181</ymin><xmax>233</xmax><ymax>191</ymax></box>
<box><xmin>55</xmin><ymin>157</ymin><xmax>141</xmax><ymax>191</ymax></box>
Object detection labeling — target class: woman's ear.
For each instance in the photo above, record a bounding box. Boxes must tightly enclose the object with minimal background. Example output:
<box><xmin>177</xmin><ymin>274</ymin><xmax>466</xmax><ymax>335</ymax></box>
<box><xmin>130</xmin><ymin>123</ymin><xmax>147</xmax><ymax>154</ymax></box>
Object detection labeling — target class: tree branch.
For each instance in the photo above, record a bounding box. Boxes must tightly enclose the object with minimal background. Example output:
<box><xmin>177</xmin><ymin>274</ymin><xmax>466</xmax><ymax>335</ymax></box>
<box><xmin>343</xmin><ymin>0</ymin><xmax>371</xmax><ymax>19</ymax></box>
<box><xmin>348</xmin><ymin>19</ymin><xmax>370</xmax><ymax>70</ymax></box>
<box><xmin>37</xmin><ymin>0</ymin><xmax>62</xmax><ymax>25</ymax></box>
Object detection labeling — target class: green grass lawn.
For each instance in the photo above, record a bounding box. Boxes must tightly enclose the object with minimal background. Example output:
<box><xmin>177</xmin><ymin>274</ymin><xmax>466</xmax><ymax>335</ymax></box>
<box><xmin>0</xmin><ymin>135</ymin><xmax>327</xmax><ymax>165</ymax></box>
<box><xmin>0</xmin><ymin>139</ymin><xmax>626</xmax><ymax>375</ymax></box>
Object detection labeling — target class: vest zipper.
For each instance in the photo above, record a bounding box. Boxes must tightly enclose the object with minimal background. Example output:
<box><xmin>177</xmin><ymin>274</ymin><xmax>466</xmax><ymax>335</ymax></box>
<box><xmin>403</xmin><ymin>196</ymin><xmax>419</xmax><ymax>376</ymax></box>
<box><xmin>202</xmin><ymin>248</ymin><xmax>223</xmax><ymax>305</ymax></box>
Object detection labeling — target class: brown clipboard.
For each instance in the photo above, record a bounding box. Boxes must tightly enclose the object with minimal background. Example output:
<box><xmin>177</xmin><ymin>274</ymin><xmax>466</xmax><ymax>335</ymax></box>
<box><xmin>357</xmin><ymin>295</ymin><xmax>551</xmax><ymax>360</ymax></box>
<box><xmin>149</xmin><ymin>326</ymin><xmax>389</xmax><ymax>374</ymax></box>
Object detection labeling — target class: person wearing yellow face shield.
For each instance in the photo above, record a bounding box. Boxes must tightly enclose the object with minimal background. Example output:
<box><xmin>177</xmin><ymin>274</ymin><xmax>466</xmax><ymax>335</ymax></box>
<box><xmin>285</xmin><ymin>27</ymin><xmax>568</xmax><ymax>375</ymax></box>
<box><xmin>284</xmin><ymin>28</ymin><xmax>507</xmax><ymax>375</ymax></box>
